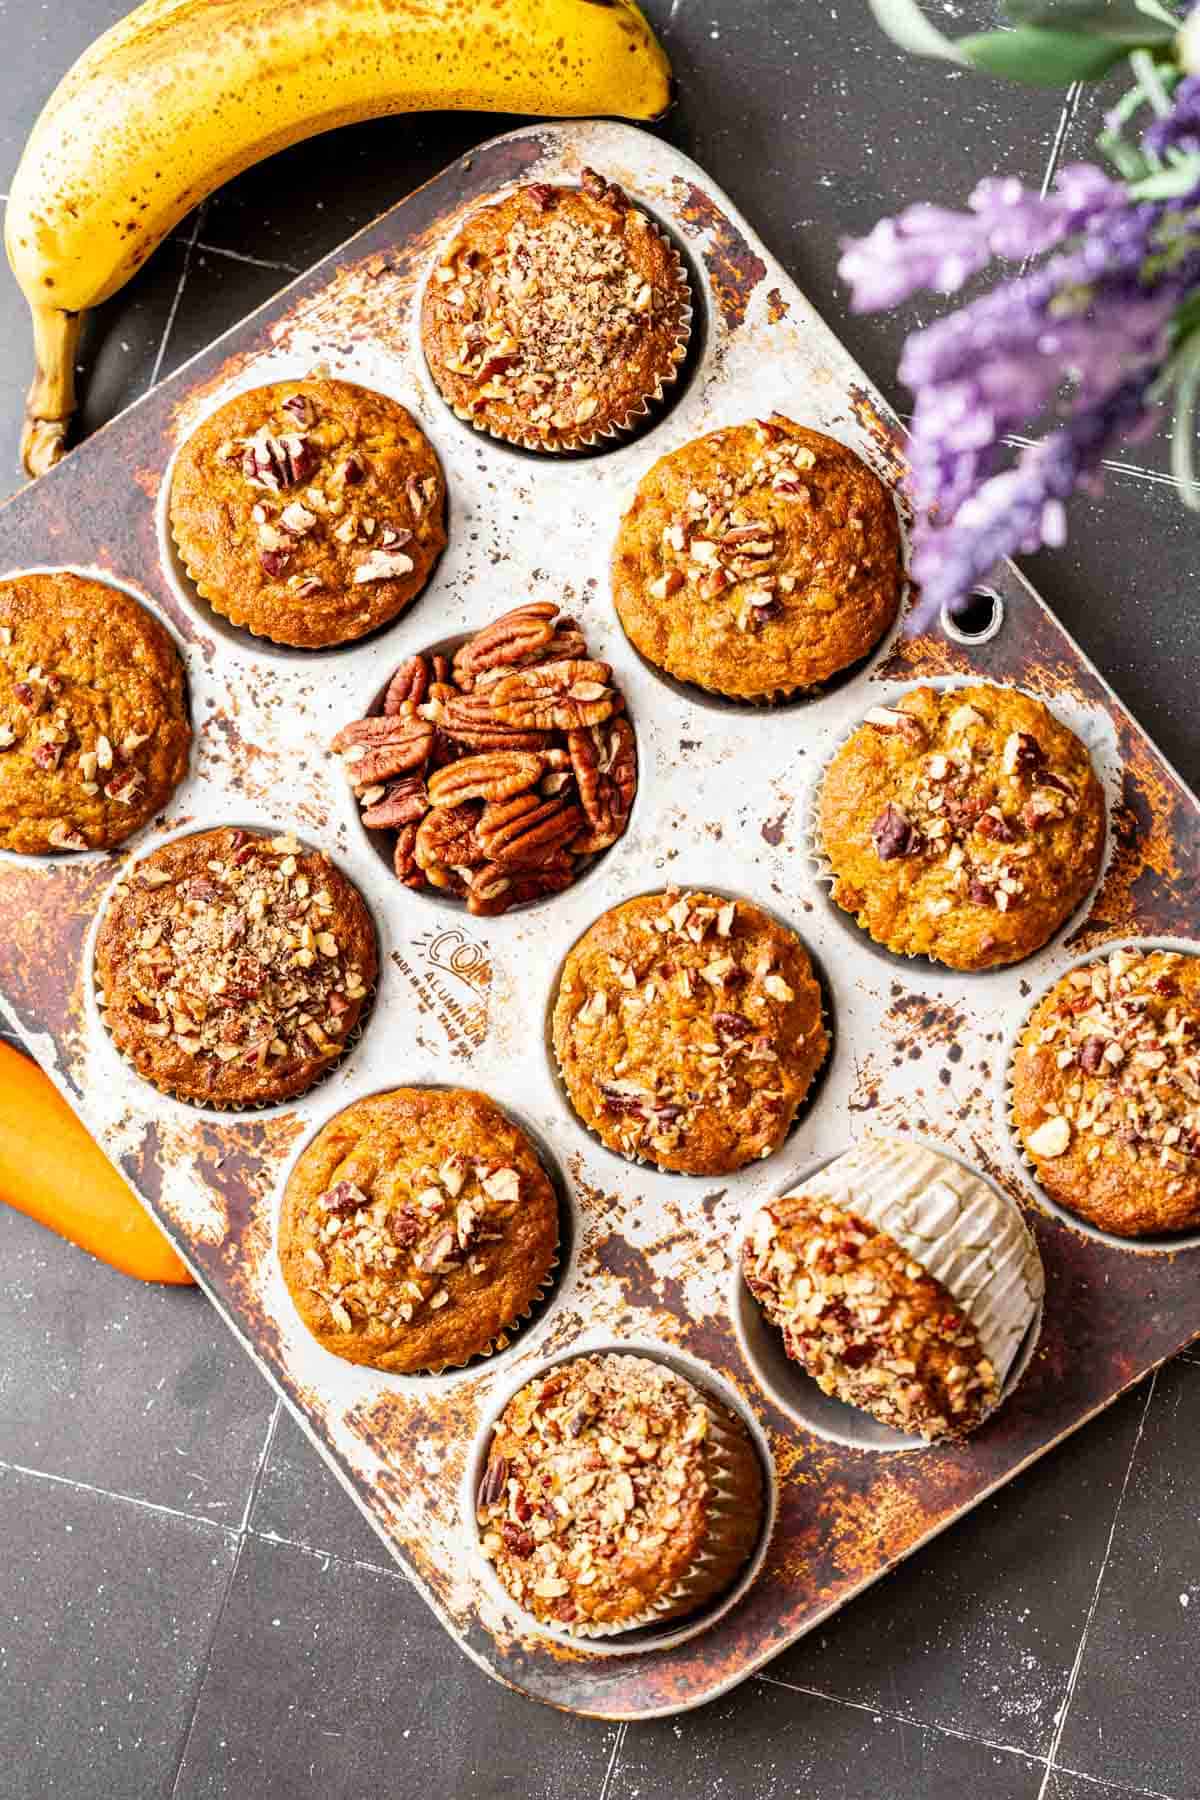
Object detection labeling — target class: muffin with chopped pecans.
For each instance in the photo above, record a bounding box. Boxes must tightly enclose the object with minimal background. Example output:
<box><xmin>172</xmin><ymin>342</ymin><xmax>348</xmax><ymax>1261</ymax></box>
<box><xmin>475</xmin><ymin>1352</ymin><xmax>764</xmax><ymax>1635</ymax></box>
<box><xmin>420</xmin><ymin>166</ymin><xmax>691</xmax><ymax>452</ymax></box>
<box><xmin>169</xmin><ymin>378</ymin><xmax>446</xmax><ymax>647</ymax></box>
<box><xmin>552</xmin><ymin>889</ymin><xmax>828</xmax><ymax>1175</ymax></box>
<box><xmin>0</xmin><ymin>572</ymin><xmax>190</xmax><ymax>854</ymax></box>
<box><xmin>742</xmin><ymin>1137</ymin><xmax>1044</xmax><ymax>1442</ymax></box>
<box><xmin>1011</xmin><ymin>947</ymin><xmax>1200</xmax><ymax>1237</ymax></box>
<box><xmin>818</xmin><ymin>683</ymin><xmax>1105</xmax><ymax>970</ymax></box>
<box><xmin>94</xmin><ymin>827</ymin><xmax>376</xmax><ymax>1107</ymax></box>
<box><xmin>612</xmin><ymin>415</ymin><xmax>902</xmax><ymax>701</ymax></box>
<box><xmin>279</xmin><ymin>1088</ymin><xmax>559</xmax><ymax>1372</ymax></box>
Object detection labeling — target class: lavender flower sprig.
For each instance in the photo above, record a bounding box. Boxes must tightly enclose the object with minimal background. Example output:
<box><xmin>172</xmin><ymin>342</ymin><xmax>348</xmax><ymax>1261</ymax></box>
<box><xmin>843</xmin><ymin>2</ymin><xmax>1200</xmax><ymax>626</ymax></box>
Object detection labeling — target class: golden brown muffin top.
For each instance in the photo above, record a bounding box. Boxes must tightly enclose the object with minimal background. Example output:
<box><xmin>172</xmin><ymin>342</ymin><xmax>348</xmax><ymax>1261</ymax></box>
<box><xmin>1012</xmin><ymin>947</ymin><xmax>1200</xmax><ymax>1236</ymax></box>
<box><xmin>612</xmin><ymin>416</ymin><xmax>902</xmax><ymax>699</ymax></box>
<box><xmin>169</xmin><ymin>379</ymin><xmax>446</xmax><ymax>648</ymax></box>
<box><xmin>476</xmin><ymin>1353</ymin><xmax>716</xmax><ymax>1630</ymax></box>
<box><xmin>421</xmin><ymin>168</ymin><xmax>690</xmax><ymax>450</ymax></box>
<box><xmin>818</xmin><ymin>683</ymin><xmax>1106</xmax><ymax>971</ymax></box>
<box><xmin>743</xmin><ymin>1191</ymin><xmax>997</xmax><ymax>1440</ymax></box>
<box><xmin>0</xmin><ymin>573</ymin><xmax>190</xmax><ymax>855</ymax></box>
<box><xmin>552</xmin><ymin>889</ymin><xmax>828</xmax><ymax>1175</ymax></box>
<box><xmin>279</xmin><ymin>1087</ymin><xmax>559</xmax><ymax>1373</ymax></box>
<box><xmin>95</xmin><ymin>827</ymin><xmax>375</xmax><ymax>1107</ymax></box>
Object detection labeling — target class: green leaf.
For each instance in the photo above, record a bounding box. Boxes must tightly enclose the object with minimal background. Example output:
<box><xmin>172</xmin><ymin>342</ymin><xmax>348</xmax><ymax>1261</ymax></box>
<box><xmin>1003</xmin><ymin>0</ymin><xmax>1179</xmax><ymax>44</ymax></box>
<box><xmin>866</xmin><ymin>0</ymin><xmax>966</xmax><ymax>62</ymax></box>
<box><xmin>1169</xmin><ymin>333</ymin><xmax>1200</xmax><ymax>509</ymax></box>
<box><xmin>958</xmin><ymin>25</ymin><xmax>1134</xmax><ymax>81</ymax></box>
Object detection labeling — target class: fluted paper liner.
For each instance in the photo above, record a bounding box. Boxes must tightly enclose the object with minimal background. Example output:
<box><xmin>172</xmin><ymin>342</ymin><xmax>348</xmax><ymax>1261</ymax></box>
<box><xmin>791</xmin><ymin>1135</ymin><xmax>1044</xmax><ymax>1392</ymax></box>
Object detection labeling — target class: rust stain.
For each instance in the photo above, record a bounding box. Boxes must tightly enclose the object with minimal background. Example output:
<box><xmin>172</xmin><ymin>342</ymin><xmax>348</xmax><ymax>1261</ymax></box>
<box><xmin>761</xmin><ymin>806</ymin><xmax>789</xmax><ymax>847</ymax></box>
<box><xmin>674</xmin><ymin>179</ymin><xmax>767</xmax><ymax>329</ymax></box>
<box><xmin>0</xmin><ymin>858</ymin><xmax>111</xmax><ymax>1069</ymax></box>
<box><xmin>765</xmin><ymin>287</ymin><xmax>789</xmax><ymax>323</ymax></box>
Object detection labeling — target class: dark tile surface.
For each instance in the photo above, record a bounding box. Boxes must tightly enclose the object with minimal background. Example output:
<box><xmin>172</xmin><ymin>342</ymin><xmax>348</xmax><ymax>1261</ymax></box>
<box><xmin>0</xmin><ymin>1462</ymin><xmax>238</xmax><ymax>1800</ymax></box>
<box><xmin>248</xmin><ymin>1407</ymin><xmax>388</xmax><ymax>1571</ymax></box>
<box><xmin>0</xmin><ymin>1202</ymin><xmax>276</xmax><ymax>1522</ymax></box>
<box><xmin>172</xmin><ymin>1534</ymin><xmax>617</xmax><ymax>1800</ymax></box>
<box><xmin>2</xmin><ymin>0</ymin><xmax>1200</xmax><ymax>1795</ymax></box>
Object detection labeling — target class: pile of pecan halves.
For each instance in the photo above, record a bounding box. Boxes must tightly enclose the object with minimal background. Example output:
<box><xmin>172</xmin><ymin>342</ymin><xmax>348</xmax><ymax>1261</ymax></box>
<box><xmin>331</xmin><ymin>602</ymin><xmax>638</xmax><ymax>915</ymax></box>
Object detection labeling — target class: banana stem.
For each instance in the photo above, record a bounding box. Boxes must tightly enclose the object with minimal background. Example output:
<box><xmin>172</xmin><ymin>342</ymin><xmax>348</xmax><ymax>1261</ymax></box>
<box><xmin>21</xmin><ymin>304</ymin><xmax>82</xmax><ymax>479</ymax></box>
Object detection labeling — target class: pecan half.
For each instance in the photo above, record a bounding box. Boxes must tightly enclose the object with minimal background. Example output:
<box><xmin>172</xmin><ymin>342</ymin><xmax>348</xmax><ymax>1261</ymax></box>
<box><xmin>487</xmin><ymin>659</ymin><xmax>616</xmax><ymax>731</ymax></box>
<box><xmin>420</xmin><ymin>690</ymin><xmax>550</xmax><ymax>753</ymax></box>
<box><xmin>863</xmin><ymin>705</ymin><xmax>927</xmax><ymax>750</ymax></box>
<box><xmin>871</xmin><ymin>802</ymin><xmax>922</xmax><ymax>860</ymax></box>
<box><xmin>567</xmin><ymin>716</ymin><xmax>637</xmax><ymax>854</ymax></box>
<box><xmin>361</xmin><ymin>776</ymin><xmax>429</xmax><ymax>829</ymax></box>
<box><xmin>332</xmin><ymin>715</ymin><xmax>434</xmax><ymax>788</ymax></box>
<box><xmin>382</xmin><ymin>655</ymin><xmax>431</xmax><ymax>713</ymax></box>
<box><xmin>452</xmin><ymin>602</ymin><xmax>559</xmax><ymax>690</ymax></box>
<box><xmin>393</xmin><ymin>823</ymin><xmax>424</xmax><ymax>889</ymax></box>
<box><xmin>415</xmin><ymin>803</ymin><xmax>487</xmax><ymax>885</ymax></box>
<box><xmin>427</xmin><ymin>750</ymin><xmax>545</xmax><ymax>808</ymax></box>
<box><xmin>467</xmin><ymin>856</ymin><xmax>574</xmax><ymax>916</ymax></box>
<box><xmin>476</xmin><ymin>792</ymin><xmax>585</xmax><ymax>865</ymax></box>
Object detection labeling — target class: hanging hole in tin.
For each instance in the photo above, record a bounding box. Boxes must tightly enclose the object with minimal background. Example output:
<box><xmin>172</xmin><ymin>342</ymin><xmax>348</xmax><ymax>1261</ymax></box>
<box><xmin>941</xmin><ymin>588</ymin><xmax>1004</xmax><ymax>646</ymax></box>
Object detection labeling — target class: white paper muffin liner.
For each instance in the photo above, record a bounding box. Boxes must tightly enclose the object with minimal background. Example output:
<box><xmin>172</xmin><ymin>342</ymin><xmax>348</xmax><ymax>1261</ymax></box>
<box><xmin>422</xmin><ymin>189</ymin><xmax>693</xmax><ymax>455</ymax></box>
<box><xmin>474</xmin><ymin>1349</ymin><xmax>766</xmax><ymax>1641</ymax></box>
<box><xmin>1000</xmin><ymin>936</ymin><xmax>1200</xmax><ymax>1255</ymax></box>
<box><xmin>801</xmin><ymin>675</ymin><xmax>1118</xmax><ymax>972</ymax></box>
<box><xmin>792</xmin><ymin>1135</ymin><xmax>1044</xmax><ymax>1391</ymax></box>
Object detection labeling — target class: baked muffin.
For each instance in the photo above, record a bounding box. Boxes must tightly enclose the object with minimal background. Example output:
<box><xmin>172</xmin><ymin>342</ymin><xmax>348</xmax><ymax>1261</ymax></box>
<box><xmin>94</xmin><ymin>826</ymin><xmax>375</xmax><ymax>1106</ymax></box>
<box><xmin>331</xmin><ymin>602</ymin><xmax>638</xmax><ymax>915</ymax></box>
<box><xmin>279</xmin><ymin>1087</ymin><xmax>559</xmax><ymax>1372</ymax></box>
<box><xmin>421</xmin><ymin>166</ymin><xmax>690</xmax><ymax>452</ymax></box>
<box><xmin>1011</xmin><ymin>946</ymin><xmax>1200</xmax><ymax>1237</ymax></box>
<box><xmin>818</xmin><ymin>683</ymin><xmax>1105</xmax><ymax>970</ymax></box>
<box><xmin>612</xmin><ymin>415</ymin><xmax>902</xmax><ymax>701</ymax></box>
<box><xmin>742</xmin><ymin>1137</ymin><xmax>1044</xmax><ymax>1442</ymax></box>
<box><xmin>0</xmin><ymin>572</ymin><xmax>189</xmax><ymax>854</ymax></box>
<box><xmin>169</xmin><ymin>378</ymin><xmax>446</xmax><ymax>647</ymax></box>
<box><xmin>552</xmin><ymin>889</ymin><xmax>828</xmax><ymax>1175</ymax></box>
<box><xmin>475</xmin><ymin>1351</ymin><xmax>764</xmax><ymax>1635</ymax></box>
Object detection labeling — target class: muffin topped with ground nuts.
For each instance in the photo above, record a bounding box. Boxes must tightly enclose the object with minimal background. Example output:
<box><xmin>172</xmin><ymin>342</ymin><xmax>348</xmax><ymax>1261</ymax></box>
<box><xmin>552</xmin><ymin>889</ymin><xmax>828</xmax><ymax>1175</ymax></box>
<box><xmin>0</xmin><ymin>572</ymin><xmax>189</xmax><ymax>855</ymax></box>
<box><xmin>818</xmin><ymin>683</ymin><xmax>1105</xmax><ymax>970</ymax></box>
<box><xmin>279</xmin><ymin>1087</ymin><xmax>559</xmax><ymax>1372</ymax></box>
<box><xmin>612</xmin><ymin>416</ymin><xmax>902</xmax><ymax>700</ymax></box>
<box><xmin>169</xmin><ymin>378</ymin><xmax>446</xmax><ymax>647</ymax></box>
<box><xmin>94</xmin><ymin>826</ymin><xmax>376</xmax><ymax>1107</ymax></box>
<box><xmin>476</xmin><ymin>1351</ymin><xmax>764</xmax><ymax>1635</ymax></box>
<box><xmin>421</xmin><ymin>167</ymin><xmax>691</xmax><ymax>452</ymax></box>
<box><xmin>742</xmin><ymin>1137</ymin><xmax>1043</xmax><ymax>1442</ymax></box>
<box><xmin>1012</xmin><ymin>947</ymin><xmax>1200</xmax><ymax>1237</ymax></box>
<box><xmin>331</xmin><ymin>602</ymin><xmax>637</xmax><ymax>915</ymax></box>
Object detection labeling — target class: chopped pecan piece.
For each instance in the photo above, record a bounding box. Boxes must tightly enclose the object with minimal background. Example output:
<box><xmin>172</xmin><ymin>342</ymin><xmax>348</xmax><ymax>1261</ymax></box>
<box><xmin>871</xmin><ymin>802</ymin><xmax>922</xmax><ymax>861</ymax></box>
<box><xmin>863</xmin><ymin>705</ymin><xmax>926</xmax><ymax>749</ymax></box>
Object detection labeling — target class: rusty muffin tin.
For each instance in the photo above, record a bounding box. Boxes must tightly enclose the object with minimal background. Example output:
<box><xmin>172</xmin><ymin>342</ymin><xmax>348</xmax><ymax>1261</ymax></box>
<box><xmin>1</xmin><ymin>122</ymin><xmax>1198</xmax><ymax>1719</ymax></box>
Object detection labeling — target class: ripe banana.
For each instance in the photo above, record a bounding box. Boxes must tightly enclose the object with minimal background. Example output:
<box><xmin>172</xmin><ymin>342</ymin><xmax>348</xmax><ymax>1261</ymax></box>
<box><xmin>5</xmin><ymin>0</ymin><xmax>671</xmax><ymax>478</ymax></box>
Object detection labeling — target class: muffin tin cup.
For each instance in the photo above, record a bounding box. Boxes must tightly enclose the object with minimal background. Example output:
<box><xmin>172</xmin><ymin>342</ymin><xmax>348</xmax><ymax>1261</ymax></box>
<box><xmin>998</xmin><ymin>936</ymin><xmax>1200</xmax><ymax>1256</ymax></box>
<box><xmin>420</xmin><ymin>193</ymin><xmax>695</xmax><ymax>457</ymax></box>
<box><xmin>800</xmin><ymin>673</ymin><xmax>1122</xmax><ymax>978</ymax></box>
<box><xmin>731</xmin><ymin>1132</ymin><xmax>1046</xmax><ymax>1454</ymax></box>
<box><xmin>84</xmin><ymin>819</ymin><xmax>380</xmax><ymax>1120</ymax></box>
<box><xmin>462</xmin><ymin>1341</ymin><xmax>777</xmax><ymax>1654</ymax></box>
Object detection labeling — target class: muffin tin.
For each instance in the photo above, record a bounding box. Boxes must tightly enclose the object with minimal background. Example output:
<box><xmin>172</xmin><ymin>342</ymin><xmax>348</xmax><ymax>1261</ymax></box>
<box><xmin>0</xmin><ymin>121</ymin><xmax>1198</xmax><ymax>1719</ymax></box>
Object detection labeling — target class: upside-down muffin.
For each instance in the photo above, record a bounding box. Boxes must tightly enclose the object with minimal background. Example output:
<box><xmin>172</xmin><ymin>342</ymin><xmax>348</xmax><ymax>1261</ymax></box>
<box><xmin>1011</xmin><ymin>946</ymin><xmax>1200</xmax><ymax>1237</ymax></box>
<box><xmin>0</xmin><ymin>572</ymin><xmax>189</xmax><ymax>854</ymax></box>
<box><xmin>818</xmin><ymin>683</ymin><xmax>1105</xmax><ymax>970</ymax></box>
<box><xmin>612</xmin><ymin>416</ymin><xmax>902</xmax><ymax>700</ymax></box>
<box><xmin>421</xmin><ymin>167</ymin><xmax>691</xmax><ymax>452</ymax></box>
<box><xmin>475</xmin><ymin>1351</ymin><xmax>764</xmax><ymax>1635</ymax></box>
<box><xmin>169</xmin><ymin>378</ymin><xmax>446</xmax><ymax>647</ymax></box>
<box><xmin>552</xmin><ymin>889</ymin><xmax>828</xmax><ymax>1175</ymax></box>
<box><xmin>280</xmin><ymin>1087</ymin><xmax>559</xmax><ymax>1372</ymax></box>
<box><xmin>742</xmin><ymin>1136</ymin><xmax>1044</xmax><ymax>1442</ymax></box>
<box><xmin>94</xmin><ymin>826</ymin><xmax>376</xmax><ymax>1106</ymax></box>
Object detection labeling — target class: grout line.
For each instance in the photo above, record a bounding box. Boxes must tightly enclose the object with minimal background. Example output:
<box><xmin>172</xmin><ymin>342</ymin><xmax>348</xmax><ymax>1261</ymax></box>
<box><xmin>247</xmin><ymin>1523</ymin><xmax>408</xmax><ymax>1583</ymax></box>
<box><xmin>1036</xmin><ymin>1370</ymin><xmax>1159</xmax><ymax>1800</ymax></box>
<box><xmin>597</xmin><ymin>1722</ymin><xmax>628</xmax><ymax>1800</ymax></box>
<box><xmin>1052</xmin><ymin>1763</ymin><xmax>1181</xmax><ymax>1800</ymax></box>
<box><xmin>150</xmin><ymin>201</ymin><xmax>207</xmax><ymax>389</ymax></box>
<box><xmin>755</xmin><ymin>1674</ymin><xmax>1046</xmax><ymax>1767</ymax></box>
<box><xmin>193</xmin><ymin>239</ymin><xmax>301</xmax><ymax>276</ymax></box>
<box><xmin>169</xmin><ymin>1531</ymin><xmax>249</xmax><ymax>1800</ymax></box>
<box><xmin>237</xmin><ymin>1397</ymin><xmax>282</xmax><ymax>1533</ymax></box>
<box><xmin>0</xmin><ymin>1455</ymin><xmax>237</xmax><ymax>1536</ymax></box>
<box><xmin>662</xmin><ymin>0</ymin><xmax>685</xmax><ymax>38</ymax></box>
